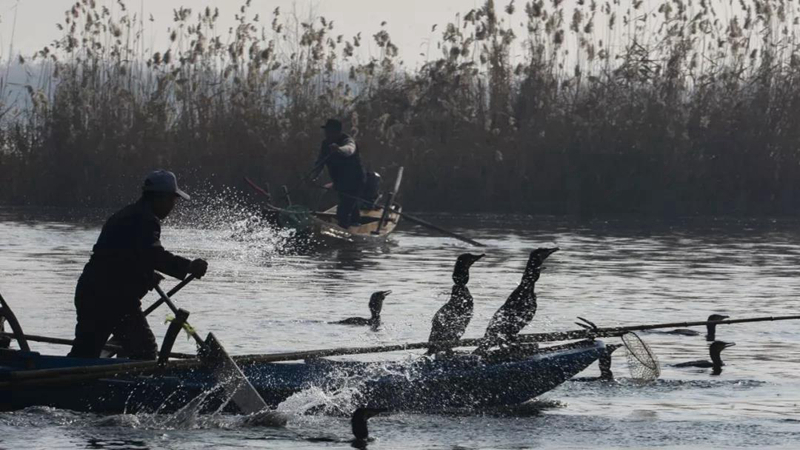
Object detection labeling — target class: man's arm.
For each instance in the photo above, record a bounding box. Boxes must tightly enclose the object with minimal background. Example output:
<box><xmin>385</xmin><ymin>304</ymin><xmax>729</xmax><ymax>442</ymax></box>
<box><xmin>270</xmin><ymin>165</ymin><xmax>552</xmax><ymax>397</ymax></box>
<box><xmin>143</xmin><ymin>218</ymin><xmax>193</xmax><ymax>280</ymax></box>
<box><xmin>334</xmin><ymin>136</ymin><xmax>356</xmax><ymax>157</ymax></box>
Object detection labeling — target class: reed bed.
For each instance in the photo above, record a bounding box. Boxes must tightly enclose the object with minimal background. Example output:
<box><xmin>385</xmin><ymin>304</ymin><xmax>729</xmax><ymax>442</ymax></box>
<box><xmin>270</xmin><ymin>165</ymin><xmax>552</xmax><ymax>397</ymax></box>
<box><xmin>2</xmin><ymin>0</ymin><xmax>800</xmax><ymax>216</ymax></box>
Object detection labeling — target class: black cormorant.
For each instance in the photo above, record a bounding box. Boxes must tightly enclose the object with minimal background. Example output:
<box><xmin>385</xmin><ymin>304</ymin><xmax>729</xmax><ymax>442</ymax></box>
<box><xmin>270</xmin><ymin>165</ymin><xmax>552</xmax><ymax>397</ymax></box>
<box><xmin>331</xmin><ymin>291</ymin><xmax>392</xmax><ymax>329</ymax></box>
<box><xmin>351</xmin><ymin>407</ymin><xmax>387</xmax><ymax>449</ymax></box>
<box><xmin>427</xmin><ymin>253</ymin><xmax>485</xmax><ymax>355</ymax></box>
<box><xmin>674</xmin><ymin>341</ymin><xmax>735</xmax><ymax>375</ymax></box>
<box><xmin>572</xmin><ymin>343</ymin><xmax>623</xmax><ymax>382</ymax></box>
<box><xmin>475</xmin><ymin>248</ymin><xmax>558</xmax><ymax>355</ymax></box>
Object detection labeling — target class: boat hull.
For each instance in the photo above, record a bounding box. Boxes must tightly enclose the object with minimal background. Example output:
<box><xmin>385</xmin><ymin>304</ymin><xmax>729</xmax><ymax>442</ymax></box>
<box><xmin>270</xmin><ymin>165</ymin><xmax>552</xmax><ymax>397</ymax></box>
<box><xmin>0</xmin><ymin>341</ymin><xmax>604</xmax><ymax>414</ymax></box>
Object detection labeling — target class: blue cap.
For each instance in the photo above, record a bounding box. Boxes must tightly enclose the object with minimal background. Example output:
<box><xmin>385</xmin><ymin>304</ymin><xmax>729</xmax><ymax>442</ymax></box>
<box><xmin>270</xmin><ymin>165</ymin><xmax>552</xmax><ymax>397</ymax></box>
<box><xmin>143</xmin><ymin>170</ymin><xmax>190</xmax><ymax>200</ymax></box>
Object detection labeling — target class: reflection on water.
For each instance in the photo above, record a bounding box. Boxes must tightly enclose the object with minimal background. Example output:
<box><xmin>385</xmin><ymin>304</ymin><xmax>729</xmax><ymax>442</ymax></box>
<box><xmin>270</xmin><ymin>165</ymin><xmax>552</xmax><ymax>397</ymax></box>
<box><xmin>2</xmin><ymin>206</ymin><xmax>800</xmax><ymax>448</ymax></box>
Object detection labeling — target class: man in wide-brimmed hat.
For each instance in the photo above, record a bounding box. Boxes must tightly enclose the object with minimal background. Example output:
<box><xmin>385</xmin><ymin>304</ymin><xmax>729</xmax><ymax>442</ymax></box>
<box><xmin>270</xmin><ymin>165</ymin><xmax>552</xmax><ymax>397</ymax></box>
<box><xmin>310</xmin><ymin>119</ymin><xmax>366</xmax><ymax>228</ymax></box>
<box><xmin>68</xmin><ymin>170</ymin><xmax>208</xmax><ymax>360</ymax></box>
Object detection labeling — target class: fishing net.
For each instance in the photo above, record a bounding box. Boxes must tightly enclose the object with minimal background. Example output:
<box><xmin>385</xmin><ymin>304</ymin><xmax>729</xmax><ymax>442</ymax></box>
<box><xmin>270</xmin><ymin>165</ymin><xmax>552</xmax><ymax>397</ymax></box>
<box><xmin>621</xmin><ymin>332</ymin><xmax>661</xmax><ymax>382</ymax></box>
<box><xmin>278</xmin><ymin>205</ymin><xmax>314</xmax><ymax>231</ymax></box>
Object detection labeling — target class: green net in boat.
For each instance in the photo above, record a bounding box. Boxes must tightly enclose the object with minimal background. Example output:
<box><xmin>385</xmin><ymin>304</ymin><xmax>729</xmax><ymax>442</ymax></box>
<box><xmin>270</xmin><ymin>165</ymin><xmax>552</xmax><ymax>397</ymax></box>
<box><xmin>278</xmin><ymin>205</ymin><xmax>314</xmax><ymax>231</ymax></box>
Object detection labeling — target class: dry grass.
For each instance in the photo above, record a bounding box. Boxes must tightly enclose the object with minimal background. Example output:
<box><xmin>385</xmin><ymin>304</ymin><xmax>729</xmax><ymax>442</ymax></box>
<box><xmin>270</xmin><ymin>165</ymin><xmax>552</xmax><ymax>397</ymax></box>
<box><xmin>2</xmin><ymin>0</ymin><xmax>800</xmax><ymax>216</ymax></box>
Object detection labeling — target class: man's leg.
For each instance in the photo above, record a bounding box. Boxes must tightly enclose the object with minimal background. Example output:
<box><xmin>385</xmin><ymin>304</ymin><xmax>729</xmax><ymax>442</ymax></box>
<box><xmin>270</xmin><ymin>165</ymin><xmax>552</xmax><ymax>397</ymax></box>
<box><xmin>113</xmin><ymin>305</ymin><xmax>158</xmax><ymax>360</ymax></box>
<box><xmin>349</xmin><ymin>187</ymin><xmax>363</xmax><ymax>225</ymax></box>
<box><xmin>337</xmin><ymin>192</ymin><xmax>358</xmax><ymax>228</ymax></box>
<box><xmin>68</xmin><ymin>278</ymin><xmax>113</xmax><ymax>358</ymax></box>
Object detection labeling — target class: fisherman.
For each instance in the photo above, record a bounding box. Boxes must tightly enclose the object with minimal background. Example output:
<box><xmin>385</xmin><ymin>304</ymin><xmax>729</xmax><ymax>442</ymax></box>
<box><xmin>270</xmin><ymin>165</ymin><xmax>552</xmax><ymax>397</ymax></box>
<box><xmin>67</xmin><ymin>170</ymin><xmax>208</xmax><ymax>360</ymax></box>
<box><xmin>310</xmin><ymin>119</ymin><xmax>366</xmax><ymax>228</ymax></box>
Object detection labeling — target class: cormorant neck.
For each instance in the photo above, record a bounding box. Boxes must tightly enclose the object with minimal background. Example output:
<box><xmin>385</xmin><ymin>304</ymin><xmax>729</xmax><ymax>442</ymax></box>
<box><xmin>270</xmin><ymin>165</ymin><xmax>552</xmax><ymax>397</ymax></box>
<box><xmin>453</xmin><ymin>270</ymin><xmax>469</xmax><ymax>286</ymax></box>
<box><xmin>706</xmin><ymin>324</ymin><xmax>717</xmax><ymax>341</ymax></box>
<box><xmin>710</xmin><ymin>351</ymin><xmax>724</xmax><ymax>368</ymax></box>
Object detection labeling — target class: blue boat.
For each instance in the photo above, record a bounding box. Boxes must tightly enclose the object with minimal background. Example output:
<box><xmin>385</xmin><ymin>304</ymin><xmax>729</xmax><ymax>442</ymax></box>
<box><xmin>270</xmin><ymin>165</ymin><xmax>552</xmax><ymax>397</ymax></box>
<box><xmin>0</xmin><ymin>340</ymin><xmax>604</xmax><ymax>414</ymax></box>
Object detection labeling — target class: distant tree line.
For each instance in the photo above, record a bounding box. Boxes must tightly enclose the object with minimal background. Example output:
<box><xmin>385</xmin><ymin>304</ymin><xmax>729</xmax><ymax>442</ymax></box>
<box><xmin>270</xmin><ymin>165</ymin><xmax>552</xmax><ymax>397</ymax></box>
<box><xmin>2</xmin><ymin>0</ymin><xmax>800</xmax><ymax>216</ymax></box>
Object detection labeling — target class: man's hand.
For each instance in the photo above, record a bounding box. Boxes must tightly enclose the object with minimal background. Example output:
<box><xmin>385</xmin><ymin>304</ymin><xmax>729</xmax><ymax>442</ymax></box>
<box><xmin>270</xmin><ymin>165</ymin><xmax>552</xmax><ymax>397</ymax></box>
<box><xmin>189</xmin><ymin>259</ymin><xmax>208</xmax><ymax>279</ymax></box>
<box><xmin>329</xmin><ymin>143</ymin><xmax>340</xmax><ymax>152</ymax></box>
<box><xmin>323</xmin><ymin>182</ymin><xmax>333</xmax><ymax>189</ymax></box>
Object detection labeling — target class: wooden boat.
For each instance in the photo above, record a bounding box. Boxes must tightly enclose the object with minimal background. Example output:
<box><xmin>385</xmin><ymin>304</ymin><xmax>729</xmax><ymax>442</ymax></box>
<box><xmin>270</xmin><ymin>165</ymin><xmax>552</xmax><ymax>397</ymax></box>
<box><xmin>0</xmin><ymin>340</ymin><xmax>605</xmax><ymax>414</ymax></box>
<box><xmin>246</xmin><ymin>168</ymin><xmax>404</xmax><ymax>248</ymax></box>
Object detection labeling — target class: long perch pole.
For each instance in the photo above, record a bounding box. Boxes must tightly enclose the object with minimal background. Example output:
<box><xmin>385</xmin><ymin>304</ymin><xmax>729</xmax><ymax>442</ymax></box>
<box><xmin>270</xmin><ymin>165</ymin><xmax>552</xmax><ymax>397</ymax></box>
<box><xmin>231</xmin><ymin>313</ymin><xmax>800</xmax><ymax>364</ymax></box>
<box><xmin>5</xmin><ymin>314</ymin><xmax>799</xmax><ymax>388</ymax></box>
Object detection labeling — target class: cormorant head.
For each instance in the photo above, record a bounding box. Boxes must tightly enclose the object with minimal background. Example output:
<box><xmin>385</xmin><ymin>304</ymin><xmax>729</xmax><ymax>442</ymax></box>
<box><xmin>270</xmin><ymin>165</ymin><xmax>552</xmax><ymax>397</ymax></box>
<box><xmin>452</xmin><ymin>253</ymin><xmax>485</xmax><ymax>285</ymax></box>
<box><xmin>368</xmin><ymin>290</ymin><xmax>391</xmax><ymax>319</ymax></box>
<box><xmin>709</xmin><ymin>340</ymin><xmax>735</xmax><ymax>366</ymax></box>
<box><xmin>351</xmin><ymin>407</ymin><xmax>387</xmax><ymax>443</ymax></box>
<box><xmin>523</xmin><ymin>248</ymin><xmax>559</xmax><ymax>280</ymax></box>
<box><xmin>706</xmin><ymin>314</ymin><xmax>729</xmax><ymax>341</ymax></box>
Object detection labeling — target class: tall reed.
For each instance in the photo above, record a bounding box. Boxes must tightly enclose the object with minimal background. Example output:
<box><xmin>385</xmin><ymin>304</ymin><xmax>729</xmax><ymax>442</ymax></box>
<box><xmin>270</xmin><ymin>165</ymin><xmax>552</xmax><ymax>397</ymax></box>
<box><xmin>2</xmin><ymin>0</ymin><xmax>800</xmax><ymax>216</ymax></box>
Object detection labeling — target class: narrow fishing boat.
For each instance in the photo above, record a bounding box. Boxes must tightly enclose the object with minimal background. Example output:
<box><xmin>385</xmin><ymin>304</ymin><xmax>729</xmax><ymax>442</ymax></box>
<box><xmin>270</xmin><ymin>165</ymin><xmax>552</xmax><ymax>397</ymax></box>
<box><xmin>245</xmin><ymin>167</ymin><xmax>486</xmax><ymax>248</ymax></box>
<box><xmin>0</xmin><ymin>289</ymin><xmax>603</xmax><ymax>414</ymax></box>
<box><xmin>245</xmin><ymin>168</ymin><xmax>404</xmax><ymax>248</ymax></box>
<box><xmin>0</xmin><ymin>340</ymin><xmax>604</xmax><ymax>414</ymax></box>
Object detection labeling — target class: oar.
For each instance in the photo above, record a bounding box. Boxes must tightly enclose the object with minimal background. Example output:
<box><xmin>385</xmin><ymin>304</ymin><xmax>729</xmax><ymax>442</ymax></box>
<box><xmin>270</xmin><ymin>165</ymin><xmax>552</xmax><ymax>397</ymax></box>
<box><xmin>103</xmin><ymin>277</ymin><xmax>196</xmax><ymax>357</ymax></box>
<box><xmin>324</xmin><ymin>186</ymin><xmax>485</xmax><ymax>247</ymax></box>
<box><xmin>150</xmin><ymin>283</ymin><xmax>272</xmax><ymax>416</ymax></box>
<box><xmin>143</xmin><ymin>275</ymin><xmax>195</xmax><ymax>317</ymax></box>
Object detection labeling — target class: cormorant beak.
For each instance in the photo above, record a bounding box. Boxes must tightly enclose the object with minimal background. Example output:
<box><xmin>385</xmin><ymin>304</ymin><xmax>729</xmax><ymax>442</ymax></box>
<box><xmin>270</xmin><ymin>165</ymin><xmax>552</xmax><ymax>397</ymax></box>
<box><xmin>380</xmin><ymin>290</ymin><xmax>392</xmax><ymax>297</ymax></box>
<box><xmin>470</xmin><ymin>254</ymin><xmax>485</xmax><ymax>263</ymax></box>
<box><xmin>722</xmin><ymin>342</ymin><xmax>736</xmax><ymax>349</ymax></box>
<box><xmin>540</xmin><ymin>247</ymin><xmax>559</xmax><ymax>259</ymax></box>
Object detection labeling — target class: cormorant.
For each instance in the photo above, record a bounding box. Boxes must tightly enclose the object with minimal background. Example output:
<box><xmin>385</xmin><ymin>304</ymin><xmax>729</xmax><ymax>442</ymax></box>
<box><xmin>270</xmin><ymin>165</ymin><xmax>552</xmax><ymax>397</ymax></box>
<box><xmin>646</xmin><ymin>314</ymin><xmax>729</xmax><ymax>340</ymax></box>
<box><xmin>704</xmin><ymin>314</ymin><xmax>729</xmax><ymax>341</ymax></box>
<box><xmin>330</xmin><ymin>291</ymin><xmax>392</xmax><ymax>329</ymax></box>
<box><xmin>572</xmin><ymin>343</ymin><xmax>623</xmax><ymax>382</ymax></box>
<box><xmin>475</xmin><ymin>248</ymin><xmax>559</xmax><ymax>355</ymax></box>
<box><xmin>674</xmin><ymin>341</ymin><xmax>735</xmax><ymax>375</ymax></box>
<box><xmin>426</xmin><ymin>253</ymin><xmax>485</xmax><ymax>355</ymax></box>
<box><xmin>351</xmin><ymin>407</ymin><xmax>387</xmax><ymax>449</ymax></box>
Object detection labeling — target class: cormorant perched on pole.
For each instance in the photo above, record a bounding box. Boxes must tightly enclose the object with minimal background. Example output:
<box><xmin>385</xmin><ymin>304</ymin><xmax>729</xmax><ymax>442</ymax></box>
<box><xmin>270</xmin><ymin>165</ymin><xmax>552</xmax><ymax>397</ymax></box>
<box><xmin>426</xmin><ymin>253</ymin><xmax>485</xmax><ymax>355</ymax></box>
<box><xmin>331</xmin><ymin>291</ymin><xmax>392</xmax><ymax>330</ymax></box>
<box><xmin>474</xmin><ymin>248</ymin><xmax>558</xmax><ymax>355</ymax></box>
<box><xmin>674</xmin><ymin>341</ymin><xmax>735</xmax><ymax>375</ymax></box>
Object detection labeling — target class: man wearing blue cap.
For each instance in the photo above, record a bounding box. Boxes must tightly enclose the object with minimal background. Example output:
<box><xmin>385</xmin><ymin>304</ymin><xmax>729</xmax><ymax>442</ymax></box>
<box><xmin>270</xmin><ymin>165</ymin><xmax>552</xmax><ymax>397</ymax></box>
<box><xmin>68</xmin><ymin>170</ymin><xmax>208</xmax><ymax>360</ymax></box>
<box><xmin>311</xmin><ymin>119</ymin><xmax>366</xmax><ymax>228</ymax></box>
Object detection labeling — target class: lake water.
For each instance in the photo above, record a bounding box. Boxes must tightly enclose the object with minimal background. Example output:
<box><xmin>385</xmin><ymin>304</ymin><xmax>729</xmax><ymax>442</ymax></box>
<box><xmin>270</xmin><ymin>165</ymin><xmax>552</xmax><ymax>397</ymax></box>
<box><xmin>2</xmin><ymin>204</ymin><xmax>800</xmax><ymax>449</ymax></box>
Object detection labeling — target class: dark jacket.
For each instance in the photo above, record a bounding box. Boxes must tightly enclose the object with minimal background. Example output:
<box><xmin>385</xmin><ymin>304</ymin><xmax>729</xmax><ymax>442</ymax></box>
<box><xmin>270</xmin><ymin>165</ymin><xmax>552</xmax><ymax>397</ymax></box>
<box><xmin>314</xmin><ymin>133</ymin><xmax>365</xmax><ymax>192</ymax></box>
<box><xmin>81</xmin><ymin>199</ymin><xmax>191</xmax><ymax>303</ymax></box>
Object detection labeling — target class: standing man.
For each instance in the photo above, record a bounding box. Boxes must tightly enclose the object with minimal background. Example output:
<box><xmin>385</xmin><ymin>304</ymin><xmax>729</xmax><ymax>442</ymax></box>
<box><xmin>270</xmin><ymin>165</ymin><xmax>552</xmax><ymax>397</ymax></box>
<box><xmin>311</xmin><ymin>119</ymin><xmax>366</xmax><ymax>228</ymax></box>
<box><xmin>68</xmin><ymin>170</ymin><xmax>208</xmax><ymax>360</ymax></box>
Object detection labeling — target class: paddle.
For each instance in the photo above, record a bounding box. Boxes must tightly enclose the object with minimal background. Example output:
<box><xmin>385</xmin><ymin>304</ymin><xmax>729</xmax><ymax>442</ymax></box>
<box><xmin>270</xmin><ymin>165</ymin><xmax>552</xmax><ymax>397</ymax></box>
<box><xmin>150</xmin><ymin>283</ymin><xmax>271</xmax><ymax>416</ymax></box>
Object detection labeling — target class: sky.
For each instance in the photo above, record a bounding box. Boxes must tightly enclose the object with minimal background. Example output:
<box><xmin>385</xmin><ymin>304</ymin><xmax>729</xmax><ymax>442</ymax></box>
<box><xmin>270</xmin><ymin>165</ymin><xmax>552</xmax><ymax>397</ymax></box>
<box><xmin>0</xmin><ymin>0</ymin><xmax>490</xmax><ymax>68</ymax></box>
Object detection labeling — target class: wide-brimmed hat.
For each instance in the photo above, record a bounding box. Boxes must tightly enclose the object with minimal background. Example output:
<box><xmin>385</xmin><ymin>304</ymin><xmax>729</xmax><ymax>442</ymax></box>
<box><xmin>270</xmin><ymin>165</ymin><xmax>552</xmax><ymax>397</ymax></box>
<box><xmin>142</xmin><ymin>170</ymin><xmax>190</xmax><ymax>200</ymax></box>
